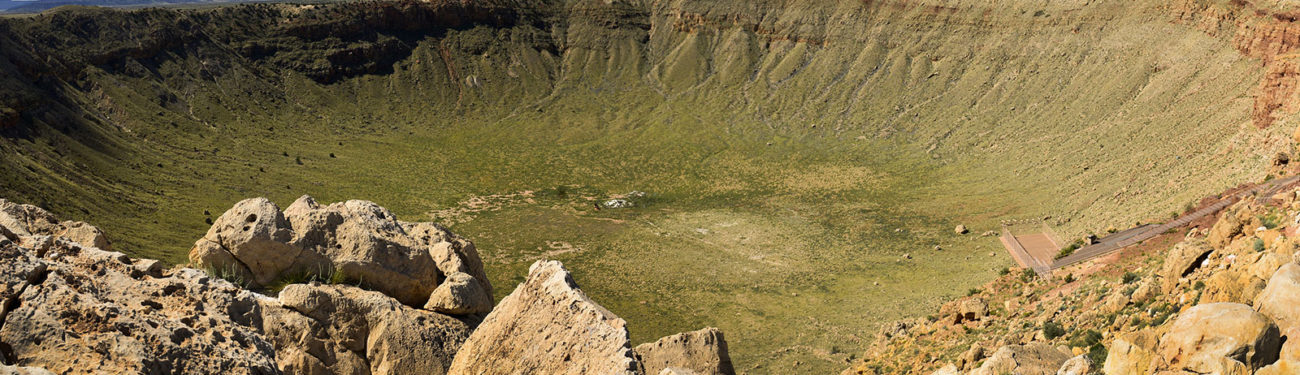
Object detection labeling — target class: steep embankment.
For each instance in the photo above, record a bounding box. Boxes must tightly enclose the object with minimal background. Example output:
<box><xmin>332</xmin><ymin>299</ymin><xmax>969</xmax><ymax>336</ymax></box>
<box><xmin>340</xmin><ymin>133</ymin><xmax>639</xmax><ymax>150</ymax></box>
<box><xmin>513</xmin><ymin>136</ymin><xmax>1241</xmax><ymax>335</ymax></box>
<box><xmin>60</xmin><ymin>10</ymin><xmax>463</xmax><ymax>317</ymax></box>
<box><xmin>0</xmin><ymin>0</ymin><xmax>1295</xmax><ymax>372</ymax></box>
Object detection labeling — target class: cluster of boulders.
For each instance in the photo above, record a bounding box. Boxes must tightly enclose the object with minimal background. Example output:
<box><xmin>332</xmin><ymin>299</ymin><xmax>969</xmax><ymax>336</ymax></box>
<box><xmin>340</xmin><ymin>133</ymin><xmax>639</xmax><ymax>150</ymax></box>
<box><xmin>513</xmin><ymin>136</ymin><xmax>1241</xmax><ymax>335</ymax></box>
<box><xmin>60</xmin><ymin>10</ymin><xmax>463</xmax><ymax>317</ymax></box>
<box><xmin>846</xmin><ymin>186</ymin><xmax>1300</xmax><ymax>375</ymax></box>
<box><xmin>0</xmin><ymin>197</ymin><xmax>736</xmax><ymax>374</ymax></box>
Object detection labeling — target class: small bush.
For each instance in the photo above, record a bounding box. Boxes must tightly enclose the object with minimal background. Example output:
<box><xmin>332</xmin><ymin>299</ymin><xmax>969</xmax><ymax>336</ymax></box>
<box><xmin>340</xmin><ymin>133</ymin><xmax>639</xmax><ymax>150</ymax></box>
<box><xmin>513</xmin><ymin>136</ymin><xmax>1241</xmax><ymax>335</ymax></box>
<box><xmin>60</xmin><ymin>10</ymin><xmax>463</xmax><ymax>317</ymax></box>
<box><xmin>1020</xmin><ymin>268</ymin><xmax>1037</xmax><ymax>283</ymax></box>
<box><xmin>999</xmin><ymin>267</ymin><xmax>1010</xmax><ymax>276</ymax></box>
<box><xmin>1253</xmin><ymin>238</ymin><xmax>1266</xmax><ymax>252</ymax></box>
<box><xmin>967</xmin><ymin>288</ymin><xmax>980</xmax><ymax>296</ymax></box>
<box><xmin>1193</xmin><ymin>280</ymin><xmax>1205</xmax><ymax>290</ymax></box>
<box><xmin>1055</xmin><ymin>243</ymin><xmax>1078</xmax><ymax>260</ymax></box>
<box><xmin>1068</xmin><ymin>329</ymin><xmax>1103</xmax><ymax>348</ymax></box>
<box><xmin>1064</xmin><ymin>273</ymin><xmax>1075</xmax><ymax>283</ymax></box>
<box><xmin>1087</xmin><ymin>343</ymin><xmax>1108</xmax><ymax>367</ymax></box>
<box><xmin>1042</xmin><ymin>322</ymin><xmax>1066</xmax><ymax>340</ymax></box>
<box><xmin>1122</xmin><ymin>271</ymin><xmax>1139</xmax><ymax>284</ymax></box>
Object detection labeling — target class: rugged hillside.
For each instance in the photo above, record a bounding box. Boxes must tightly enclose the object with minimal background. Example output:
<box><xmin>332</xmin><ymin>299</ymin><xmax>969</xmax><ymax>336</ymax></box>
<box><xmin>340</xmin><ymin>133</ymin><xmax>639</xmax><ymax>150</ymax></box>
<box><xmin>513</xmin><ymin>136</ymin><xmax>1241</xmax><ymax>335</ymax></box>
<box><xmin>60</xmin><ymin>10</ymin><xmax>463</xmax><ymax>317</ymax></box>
<box><xmin>845</xmin><ymin>181</ymin><xmax>1300</xmax><ymax>374</ymax></box>
<box><xmin>0</xmin><ymin>0</ymin><xmax>1297</xmax><ymax>372</ymax></box>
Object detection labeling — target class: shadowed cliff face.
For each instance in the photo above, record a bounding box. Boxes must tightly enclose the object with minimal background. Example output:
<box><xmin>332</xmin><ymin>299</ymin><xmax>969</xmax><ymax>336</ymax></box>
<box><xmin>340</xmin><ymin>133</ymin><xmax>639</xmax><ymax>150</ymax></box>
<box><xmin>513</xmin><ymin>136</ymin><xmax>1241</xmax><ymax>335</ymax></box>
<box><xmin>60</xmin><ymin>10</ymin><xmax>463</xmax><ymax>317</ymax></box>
<box><xmin>0</xmin><ymin>0</ymin><xmax>1295</xmax><ymax>372</ymax></box>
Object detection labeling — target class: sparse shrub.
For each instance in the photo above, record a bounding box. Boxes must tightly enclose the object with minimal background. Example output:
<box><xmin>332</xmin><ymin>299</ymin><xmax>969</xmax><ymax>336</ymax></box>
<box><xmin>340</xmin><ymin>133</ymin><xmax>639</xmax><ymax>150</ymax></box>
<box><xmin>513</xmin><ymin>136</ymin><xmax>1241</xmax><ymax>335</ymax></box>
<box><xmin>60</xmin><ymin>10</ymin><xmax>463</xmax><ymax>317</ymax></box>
<box><xmin>1253</xmin><ymin>238</ymin><xmax>1266</xmax><ymax>252</ymax></box>
<box><xmin>1042</xmin><ymin>322</ymin><xmax>1066</xmax><ymax>340</ymax></box>
<box><xmin>1122</xmin><ymin>271</ymin><xmax>1138</xmax><ymax>284</ymax></box>
<box><xmin>1261</xmin><ymin>213</ymin><xmax>1281</xmax><ymax>230</ymax></box>
<box><xmin>1064</xmin><ymin>273</ymin><xmax>1075</xmax><ymax>283</ymax></box>
<box><xmin>1087</xmin><ymin>343</ymin><xmax>1108</xmax><ymax>367</ymax></box>
<box><xmin>999</xmin><ymin>267</ymin><xmax>1010</xmax><ymax>276</ymax></box>
<box><xmin>1193</xmin><ymin>280</ymin><xmax>1205</xmax><ymax>290</ymax></box>
<box><xmin>1055</xmin><ymin>243</ymin><xmax>1078</xmax><ymax>260</ymax></box>
<box><xmin>967</xmin><ymin>288</ymin><xmax>980</xmax><ymax>296</ymax></box>
<box><xmin>1068</xmin><ymin>329</ymin><xmax>1102</xmax><ymax>348</ymax></box>
<box><xmin>1020</xmin><ymin>268</ymin><xmax>1036</xmax><ymax>283</ymax></box>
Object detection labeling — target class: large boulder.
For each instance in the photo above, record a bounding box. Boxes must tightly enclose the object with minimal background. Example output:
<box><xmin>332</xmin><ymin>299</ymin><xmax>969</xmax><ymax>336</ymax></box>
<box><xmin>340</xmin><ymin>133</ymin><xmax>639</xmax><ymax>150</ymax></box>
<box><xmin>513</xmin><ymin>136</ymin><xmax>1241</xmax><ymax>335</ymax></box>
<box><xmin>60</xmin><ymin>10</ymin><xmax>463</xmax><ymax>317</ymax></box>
<box><xmin>634</xmin><ymin>327</ymin><xmax>735</xmax><ymax>375</ymax></box>
<box><xmin>1103</xmin><ymin>329</ymin><xmax>1160</xmax><ymax>375</ymax></box>
<box><xmin>955</xmin><ymin>297</ymin><xmax>988</xmax><ymax>324</ymax></box>
<box><xmin>969</xmin><ymin>343</ymin><xmax>1072</xmax><ymax>375</ymax></box>
<box><xmin>189</xmin><ymin>197</ymin><xmax>302</xmax><ymax>287</ymax></box>
<box><xmin>191</xmin><ymin>196</ymin><xmax>491</xmax><ymax>307</ymax></box>
<box><xmin>1157</xmin><ymin>302</ymin><xmax>1281</xmax><ymax>372</ymax></box>
<box><xmin>447</xmin><ymin>260</ymin><xmax>639</xmax><ymax>375</ymax></box>
<box><xmin>261</xmin><ymin>283</ymin><xmax>472</xmax><ymax>375</ymax></box>
<box><xmin>282</xmin><ymin>197</ymin><xmax>441</xmax><ymax>306</ymax></box>
<box><xmin>1255</xmin><ymin>263</ymin><xmax>1300</xmax><ymax>361</ymax></box>
<box><xmin>1208</xmin><ymin>203</ymin><xmax>1251</xmax><ymax>250</ymax></box>
<box><xmin>0</xmin><ymin>237</ymin><xmax>279</xmax><ymax>374</ymax></box>
<box><xmin>424</xmin><ymin>271</ymin><xmax>493</xmax><ymax>315</ymax></box>
<box><xmin>1160</xmin><ymin>239</ymin><xmax>1212</xmax><ymax>290</ymax></box>
<box><xmin>1055</xmin><ymin>355</ymin><xmax>1092</xmax><ymax>375</ymax></box>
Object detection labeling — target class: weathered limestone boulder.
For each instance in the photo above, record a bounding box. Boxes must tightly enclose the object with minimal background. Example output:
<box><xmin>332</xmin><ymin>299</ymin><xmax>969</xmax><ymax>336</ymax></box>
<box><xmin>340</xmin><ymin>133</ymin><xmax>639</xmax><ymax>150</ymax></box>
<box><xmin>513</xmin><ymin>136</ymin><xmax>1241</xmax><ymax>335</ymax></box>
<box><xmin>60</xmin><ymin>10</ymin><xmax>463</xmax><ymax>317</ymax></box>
<box><xmin>415</xmin><ymin>224</ymin><xmax>492</xmax><ymax>300</ymax></box>
<box><xmin>634</xmin><ymin>327</ymin><xmax>735</xmax><ymax>375</ymax></box>
<box><xmin>261</xmin><ymin>283</ymin><xmax>472</xmax><ymax>375</ymax></box>
<box><xmin>955</xmin><ymin>297</ymin><xmax>988</xmax><ymax>323</ymax></box>
<box><xmin>190</xmin><ymin>197</ymin><xmax>302</xmax><ymax>287</ymax></box>
<box><xmin>958</xmin><ymin>343</ymin><xmax>985</xmax><ymax>371</ymax></box>
<box><xmin>282</xmin><ymin>197</ymin><xmax>441</xmax><ymax>306</ymax></box>
<box><xmin>1055</xmin><ymin>355</ymin><xmax>1092</xmax><ymax>375</ymax></box>
<box><xmin>424</xmin><ymin>271</ymin><xmax>493</xmax><ymax>315</ymax></box>
<box><xmin>1254</xmin><ymin>263</ymin><xmax>1300</xmax><ymax>361</ymax></box>
<box><xmin>0</xmin><ymin>238</ymin><xmax>279</xmax><ymax>374</ymax></box>
<box><xmin>1201</xmin><ymin>270</ymin><xmax>1266</xmax><ymax>305</ymax></box>
<box><xmin>954</xmin><ymin>225</ymin><xmax>968</xmax><ymax>235</ymax></box>
<box><xmin>0</xmin><ymin>200</ymin><xmax>111</xmax><ymax>251</ymax></box>
<box><xmin>1157</xmin><ymin>302</ymin><xmax>1281</xmax><ymax>372</ymax></box>
<box><xmin>969</xmin><ymin>343</ymin><xmax>1071</xmax><ymax>375</ymax></box>
<box><xmin>54</xmin><ymin>221</ymin><xmax>111</xmax><ymax>250</ymax></box>
<box><xmin>447</xmin><ymin>260</ymin><xmax>639</xmax><ymax>375</ymax></box>
<box><xmin>1160</xmin><ymin>239</ymin><xmax>1212</xmax><ymax>290</ymax></box>
<box><xmin>1103</xmin><ymin>329</ymin><xmax>1160</xmax><ymax>375</ymax></box>
<box><xmin>191</xmin><ymin>196</ymin><xmax>491</xmax><ymax>307</ymax></box>
<box><xmin>1208</xmin><ymin>203</ymin><xmax>1250</xmax><ymax>250</ymax></box>
<box><xmin>0</xmin><ymin>199</ymin><xmax>61</xmax><ymax>237</ymax></box>
<box><xmin>1130</xmin><ymin>278</ymin><xmax>1158</xmax><ymax>304</ymax></box>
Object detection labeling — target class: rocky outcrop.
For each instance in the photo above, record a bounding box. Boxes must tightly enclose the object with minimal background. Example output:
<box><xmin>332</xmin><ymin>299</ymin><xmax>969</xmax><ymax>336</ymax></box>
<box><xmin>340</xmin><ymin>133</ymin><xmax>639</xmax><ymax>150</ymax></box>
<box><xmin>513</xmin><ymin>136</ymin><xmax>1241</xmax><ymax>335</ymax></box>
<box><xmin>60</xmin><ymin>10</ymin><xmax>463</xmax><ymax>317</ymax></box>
<box><xmin>969</xmin><ymin>343</ymin><xmax>1072</xmax><ymax>375</ymax></box>
<box><xmin>0</xmin><ymin>199</ymin><xmax>111</xmax><ymax>251</ymax></box>
<box><xmin>1255</xmin><ymin>263</ymin><xmax>1300</xmax><ymax>361</ymax></box>
<box><xmin>447</xmin><ymin>260</ymin><xmax>639</xmax><ymax>375</ymax></box>
<box><xmin>1160</xmin><ymin>239</ymin><xmax>1213</xmax><ymax>290</ymax></box>
<box><xmin>634</xmin><ymin>327</ymin><xmax>735</xmax><ymax>375</ymax></box>
<box><xmin>191</xmin><ymin>196</ymin><xmax>491</xmax><ymax>307</ymax></box>
<box><xmin>260</xmin><ymin>283</ymin><xmax>472</xmax><ymax>374</ymax></box>
<box><xmin>1103</xmin><ymin>329</ymin><xmax>1160</xmax><ymax>375</ymax></box>
<box><xmin>0</xmin><ymin>198</ymin><xmax>739</xmax><ymax>374</ymax></box>
<box><xmin>1157</xmin><ymin>302</ymin><xmax>1281</xmax><ymax>372</ymax></box>
<box><xmin>0</xmin><ymin>235</ymin><xmax>279</xmax><ymax>373</ymax></box>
